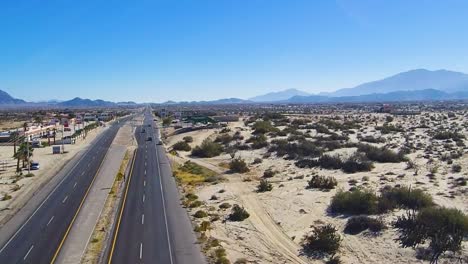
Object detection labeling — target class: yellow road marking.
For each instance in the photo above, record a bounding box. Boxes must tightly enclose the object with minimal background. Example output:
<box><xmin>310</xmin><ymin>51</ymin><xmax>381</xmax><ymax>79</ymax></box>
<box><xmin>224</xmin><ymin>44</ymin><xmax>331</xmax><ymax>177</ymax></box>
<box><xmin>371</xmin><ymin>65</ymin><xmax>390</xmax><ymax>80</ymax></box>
<box><xmin>50</xmin><ymin>144</ymin><xmax>112</xmax><ymax>264</ymax></box>
<box><xmin>107</xmin><ymin>149</ymin><xmax>137</xmax><ymax>264</ymax></box>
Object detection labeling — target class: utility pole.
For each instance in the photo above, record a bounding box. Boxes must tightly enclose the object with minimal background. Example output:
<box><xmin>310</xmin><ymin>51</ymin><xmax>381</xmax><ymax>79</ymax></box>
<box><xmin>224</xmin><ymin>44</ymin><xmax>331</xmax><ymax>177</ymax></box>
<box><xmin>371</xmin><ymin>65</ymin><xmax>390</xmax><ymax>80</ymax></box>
<box><xmin>61</xmin><ymin>125</ymin><xmax>65</xmax><ymax>153</ymax></box>
<box><xmin>26</xmin><ymin>136</ymin><xmax>30</xmax><ymax>174</ymax></box>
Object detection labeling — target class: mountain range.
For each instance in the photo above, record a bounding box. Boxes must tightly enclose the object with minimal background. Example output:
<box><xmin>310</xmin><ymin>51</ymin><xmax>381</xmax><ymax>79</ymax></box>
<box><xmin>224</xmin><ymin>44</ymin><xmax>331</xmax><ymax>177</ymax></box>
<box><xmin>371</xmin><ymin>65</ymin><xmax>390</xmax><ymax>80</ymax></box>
<box><xmin>1</xmin><ymin>69</ymin><xmax>467</xmax><ymax>107</ymax></box>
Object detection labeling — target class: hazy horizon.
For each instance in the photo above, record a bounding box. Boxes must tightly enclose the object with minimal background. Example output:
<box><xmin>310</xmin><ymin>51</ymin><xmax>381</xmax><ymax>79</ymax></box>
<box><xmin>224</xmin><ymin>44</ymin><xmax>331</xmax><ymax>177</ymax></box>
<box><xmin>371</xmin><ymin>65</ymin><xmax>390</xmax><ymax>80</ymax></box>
<box><xmin>2</xmin><ymin>1</ymin><xmax>468</xmax><ymax>102</ymax></box>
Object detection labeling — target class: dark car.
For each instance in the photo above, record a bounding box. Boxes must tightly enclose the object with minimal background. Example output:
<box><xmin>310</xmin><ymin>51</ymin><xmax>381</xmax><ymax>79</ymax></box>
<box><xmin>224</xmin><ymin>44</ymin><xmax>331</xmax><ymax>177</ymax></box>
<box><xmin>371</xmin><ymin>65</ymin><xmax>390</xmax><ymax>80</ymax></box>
<box><xmin>141</xmin><ymin>129</ymin><xmax>145</xmax><ymax>133</ymax></box>
<box><xmin>147</xmin><ymin>137</ymin><xmax>152</xmax><ymax>141</ymax></box>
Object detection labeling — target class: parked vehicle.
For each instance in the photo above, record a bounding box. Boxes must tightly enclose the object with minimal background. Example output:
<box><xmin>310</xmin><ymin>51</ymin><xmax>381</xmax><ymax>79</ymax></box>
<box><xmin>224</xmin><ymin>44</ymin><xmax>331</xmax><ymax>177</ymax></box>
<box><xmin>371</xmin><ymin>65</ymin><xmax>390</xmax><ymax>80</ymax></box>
<box><xmin>30</xmin><ymin>162</ymin><xmax>40</xmax><ymax>170</ymax></box>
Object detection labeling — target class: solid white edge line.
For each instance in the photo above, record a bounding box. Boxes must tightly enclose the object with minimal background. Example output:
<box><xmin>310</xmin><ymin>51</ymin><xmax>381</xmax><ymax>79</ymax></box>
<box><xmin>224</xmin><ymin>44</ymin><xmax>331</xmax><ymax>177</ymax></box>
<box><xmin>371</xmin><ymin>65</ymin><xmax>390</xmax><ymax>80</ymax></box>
<box><xmin>154</xmin><ymin>129</ymin><xmax>175</xmax><ymax>264</ymax></box>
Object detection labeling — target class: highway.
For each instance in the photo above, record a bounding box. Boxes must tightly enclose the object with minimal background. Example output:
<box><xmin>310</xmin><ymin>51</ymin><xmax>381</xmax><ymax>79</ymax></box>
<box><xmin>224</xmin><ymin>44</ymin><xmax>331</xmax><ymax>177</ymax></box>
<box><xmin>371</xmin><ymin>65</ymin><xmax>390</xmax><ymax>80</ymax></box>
<box><xmin>108</xmin><ymin>109</ymin><xmax>205</xmax><ymax>264</ymax></box>
<box><xmin>0</xmin><ymin>116</ymin><xmax>131</xmax><ymax>264</ymax></box>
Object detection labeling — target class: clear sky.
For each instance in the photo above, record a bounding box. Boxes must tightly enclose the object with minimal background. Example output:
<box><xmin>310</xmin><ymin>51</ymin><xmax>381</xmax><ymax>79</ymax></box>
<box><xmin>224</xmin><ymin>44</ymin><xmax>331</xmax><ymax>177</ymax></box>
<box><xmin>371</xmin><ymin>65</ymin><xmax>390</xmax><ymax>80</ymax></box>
<box><xmin>1</xmin><ymin>0</ymin><xmax>468</xmax><ymax>103</ymax></box>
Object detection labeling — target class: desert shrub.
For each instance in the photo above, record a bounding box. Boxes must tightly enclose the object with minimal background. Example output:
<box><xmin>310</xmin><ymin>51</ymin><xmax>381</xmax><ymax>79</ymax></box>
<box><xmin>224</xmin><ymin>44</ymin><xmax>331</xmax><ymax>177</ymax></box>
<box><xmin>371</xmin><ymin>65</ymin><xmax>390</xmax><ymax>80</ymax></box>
<box><xmin>194</xmin><ymin>210</ymin><xmax>208</xmax><ymax>218</ymax></box>
<box><xmin>452</xmin><ymin>164</ymin><xmax>462</xmax><ymax>173</ymax></box>
<box><xmin>380</xmin><ymin>186</ymin><xmax>434</xmax><ymax>210</ymax></box>
<box><xmin>342</xmin><ymin>153</ymin><xmax>374</xmax><ymax>173</ymax></box>
<box><xmin>326</xmin><ymin>255</ymin><xmax>342</xmax><ymax>264</ymax></box>
<box><xmin>229</xmin><ymin>204</ymin><xmax>250</xmax><ymax>221</ymax></box>
<box><xmin>317</xmin><ymin>155</ymin><xmax>343</xmax><ymax>170</ymax></box>
<box><xmin>307</xmin><ymin>175</ymin><xmax>337</xmax><ymax>190</ymax></box>
<box><xmin>296</xmin><ymin>154</ymin><xmax>342</xmax><ymax>170</ymax></box>
<box><xmin>252</xmin><ymin>121</ymin><xmax>279</xmax><ymax>134</ymax></box>
<box><xmin>262</xmin><ymin>169</ymin><xmax>276</xmax><ymax>178</ymax></box>
<box><xmin>394</xmin><ymin>207</ymin><xmax>468</xmax><ymax>263</ymax></box>
<box><xmin>257</xmin><ymin>179</ymin><xmax>273</xmax><ymax>192</ymax></box>
<box><xmin>183</xmin><ymin>136</ymin><xmax>193</xmax><ymax>143</ymax></box>
<box><xmin>433</xmin><ymin>131</ymin><xmax>465</xmax><ymax>141</ymax></box>
<box><xmin>330</xmin><ymin>189</ymin><xmax>379</xmax><ymax>215</ymax></box>
<box><xmin>219</xmin><ymin>203</ymin><xmax>231</xmax><ymax>209</ymax></box>
<box><xmin>252</xmin><ymin>158</ymin><xmax>263</xmax><ymax>164</ymax></box>
<box><xmin>189</xmin><ymin>200</ymin><xmax>203</xmax><ymax>208</ymax></box>
<box><xmin>344</xmin><ymin>216</ymin><xmax>386</xmax><ymax>235</ymax></box>
<box><xmin>360</xmin><ymin>135</ymin><xmax>386</xmax><ymax>143</ymax></box>
<box><xmin>302</xmin><ymin>224</ymin><xmax>341</xmax><ymax>256</ymax></box>
<box><xmin>191</xmin><ymin>139</ymin><xmax>224</xmax><ymax>158</ymax></box>
<box><xmin>269</xmin><ymin>139</ymin><xmax>322</xmax><ymax>159</ymax></box>
<box><xmin>185</xmin><ymin>193</ymin><xmax>198</xmax><ymax>201</ymax></box>
<box><xmin>172</xmin><ymin>141</ymin><xmax>191</xmax><ymax>151</ymax></box>
<box><xmin>376</xmin><ymin>123</ymin><xmax>404</xmax><ymax>134</ymax></box>
<box><xmin>2</xmin><ymin>194</ymin><xmax>12</xmax><ymax>201</ymax></box>
<box><xmin>194</xmin><ymin>221</ymin><xmax>211</xmax><ymax>232</ymax></box>
<box><xmin>229</xmin><ymin>158</ymin><xmax>249</xmax><ymax>173</ymax></box>
<box><xmin>215</xmin><ymin>134</ymin><xmax>234</xmax><ymax>145</ymax></box>
<box><xmin>357</xmin><ymin>144</ymin><xmax>407</xmax><ymax>163</ymax></box>
<box><xmin>246</xmin><ymin>134</ymin><xmax>269</xmax><ymax>149</ymax></box>
<box><xmin>385</xmin><ymin>116</ymin><xmax>394</xmax><ymax>122</ymax></box>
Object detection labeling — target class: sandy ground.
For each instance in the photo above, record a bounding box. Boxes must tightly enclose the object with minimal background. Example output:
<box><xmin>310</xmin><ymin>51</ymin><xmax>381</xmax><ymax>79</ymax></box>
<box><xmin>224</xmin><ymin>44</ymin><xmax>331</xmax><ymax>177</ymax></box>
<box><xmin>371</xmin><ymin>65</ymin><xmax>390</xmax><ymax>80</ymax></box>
<box><xmin>0</xmin><ymin>122</ymin><xmax>110</xmax><ymax>225</ymax></box>
<box><xmin>167</xmin><ymin>113</ymin><xmax>468</xmax><ymax>264</ymax></box>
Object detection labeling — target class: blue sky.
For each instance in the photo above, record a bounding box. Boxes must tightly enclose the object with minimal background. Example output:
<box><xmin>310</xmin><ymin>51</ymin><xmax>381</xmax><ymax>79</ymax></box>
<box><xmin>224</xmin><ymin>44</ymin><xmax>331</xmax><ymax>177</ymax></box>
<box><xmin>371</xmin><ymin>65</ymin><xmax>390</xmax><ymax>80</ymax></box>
<box><xmin>1</xmin><ymin>0</ymin><xmax>468</xmax><ymax>103</ymax></box>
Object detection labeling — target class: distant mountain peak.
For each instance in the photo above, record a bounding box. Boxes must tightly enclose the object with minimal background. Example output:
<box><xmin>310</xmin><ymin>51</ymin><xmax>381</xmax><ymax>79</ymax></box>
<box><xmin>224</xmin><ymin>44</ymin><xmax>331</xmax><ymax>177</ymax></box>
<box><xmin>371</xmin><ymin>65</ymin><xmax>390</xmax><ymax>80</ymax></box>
<box><xmin>0</xmin><ymin>89</ymin><xmax>26</xmax><ymax>104</ymax></box>
<box><xmin>328</xmin><ymin>69</ymin><xmax>468</xmax><ymax>97</ymax></box>
<box><xmin>249</xmin><ymin>88</ymin><xmax>310</xmax><ymax>102</ymax></box>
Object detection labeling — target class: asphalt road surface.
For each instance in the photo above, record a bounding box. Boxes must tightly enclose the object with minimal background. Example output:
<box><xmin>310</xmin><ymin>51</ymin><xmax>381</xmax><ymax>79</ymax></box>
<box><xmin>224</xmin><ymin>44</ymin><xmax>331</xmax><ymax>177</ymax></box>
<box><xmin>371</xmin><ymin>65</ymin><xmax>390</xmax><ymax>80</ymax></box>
<box><xmin>0</xmin><ymin>116</ymin><xmax>131</xmax><ymax>264</ymax></box>
<box><xmin>108</xmin><ymin>109</ymin><xmax>205</xmax><ymax>264</ymax></box>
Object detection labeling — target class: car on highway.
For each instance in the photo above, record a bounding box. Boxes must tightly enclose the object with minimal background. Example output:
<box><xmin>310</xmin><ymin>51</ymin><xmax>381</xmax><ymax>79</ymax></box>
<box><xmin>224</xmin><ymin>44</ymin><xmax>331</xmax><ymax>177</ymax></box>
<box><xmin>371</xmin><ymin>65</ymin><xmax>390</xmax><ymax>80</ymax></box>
<box><xmin>147</xmin><ymin>136</ymin><xmax>152</xmax><ymax>141</ymax></box>
<box><xmin>142</xmin><ymin>128</ymin><xmax>145</xmax><ymax>133</ymax></box>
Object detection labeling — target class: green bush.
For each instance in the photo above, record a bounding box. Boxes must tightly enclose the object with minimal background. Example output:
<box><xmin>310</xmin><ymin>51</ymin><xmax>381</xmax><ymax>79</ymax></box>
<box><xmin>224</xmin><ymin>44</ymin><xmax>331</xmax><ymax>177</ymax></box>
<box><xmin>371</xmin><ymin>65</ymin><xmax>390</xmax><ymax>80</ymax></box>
<box><xmin>307</xmin><ymin>175</ymin><xmax>337</xmax><ymax>190</ymax></box>
<box><xmin>269</xmin><ymin>139</ymin><xmax>322</xmax><ymax>159</ymax></box>
<box><xmin>257</xmin><ymin>179</ymin><xmax>273</xmax><ymax>192</ymax></box>
<box><xmin>452</xmin><ymin>164</ymin><xmax>462</xmax><ymax>173</ymax></box>
<box><xmin>262</xmin><ymin>169</ymin><xmax>276</xmax><ymax>178</ymax></box>
<box><xmin>193</xmin><ymin>210</ymin><xmax>208</xmax><ymax>218</ymax></box>
<box><xmin>183</xmin><ymin>136</ymin><xmax>193</xmax><ymax>143</ymax></box>
<box><xmin>229</xmin><ymin>204</ymin><xmax>250</xmax><ymax>221</ymax></box>
<box><xmin>191</xmin><ymin>139</ymin><xmax>224</xmax><ymax>158</ymax></box>
<box><xmin>172</xmin><ymin>141</ymin><xmax>191</xmax><ymax>151</ymax></box>
<box><xmin>357</xmin><ymin>144</ymin><xmax>407</xmax><ymax>163</ymax></box>
<box><xmin>252</xmin><ymin>120</ymin><xmax>279</xmax><ymax>134</ymax></box>
<box><xmin>302</xmin><ymin>224</ymin><xmax>341</xmax><ymax>256</ymax></box>
<box><xmin>229</xmin><ymin>158</ymin><xmax>249</xmax><ymax>173</ymax></box>
<box><xmin>380</xmin><ymin>186</ymin><xmax>434</xmax><ymax>210</ymax></box>
<box><xmin>215</xmin><ymin>134</ymin><xmax>234</xmax><ymax>145</ymax></box>
<box><xmin>219</xmin><ymin>202</ymin><xmax>231</xmax><ymax>209</ymax></box>
<box><xmin>246</xmin><ymin>134</ymin><xmax>269</xmax><ymax>149</ymax></box>
<box><xmin>394</xmin><ymin>207</ymin><xmax>468</xmax><ymax>263</ymax></box>
<box><xmin>330</xmin><ymin>189</ymin><xmax>379</xmax><ymax>215</ymax></box>
<box><xmin>433</xmin><ymin>131</ymin><xmax>465</xmax><ymax>141</ymax></box>
<box><xmin>344</xmin><ymin>216</ymin><xmax>386</xmax><ymax>235</ymax></box>
<box><xmin>342</xmin><ymin>153</ymin><xmax>374</xmax><ymax>173</ymax></box>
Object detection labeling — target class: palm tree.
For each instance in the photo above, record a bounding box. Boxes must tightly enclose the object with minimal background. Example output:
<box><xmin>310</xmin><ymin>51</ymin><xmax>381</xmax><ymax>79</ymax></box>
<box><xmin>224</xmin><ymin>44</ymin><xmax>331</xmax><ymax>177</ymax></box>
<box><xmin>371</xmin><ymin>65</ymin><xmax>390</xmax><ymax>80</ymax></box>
<box><xmin>14</xmin><ymin>142</ymin><xmax>33</xmax><ymax>173</ymax></box>
<box><xmin>46</xmin><ymin>128</ymin><xmax>51</xmax><ymax>145</ymax></box>
<box><xmin>10</xmin><ymin>131</ymin><xmax>19</xmax><ymax>156</ymax></box>
<box><xmin>53</xmin><ymin>128</ymin><xmax>57</xmax><ymax>144</ymax></box>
